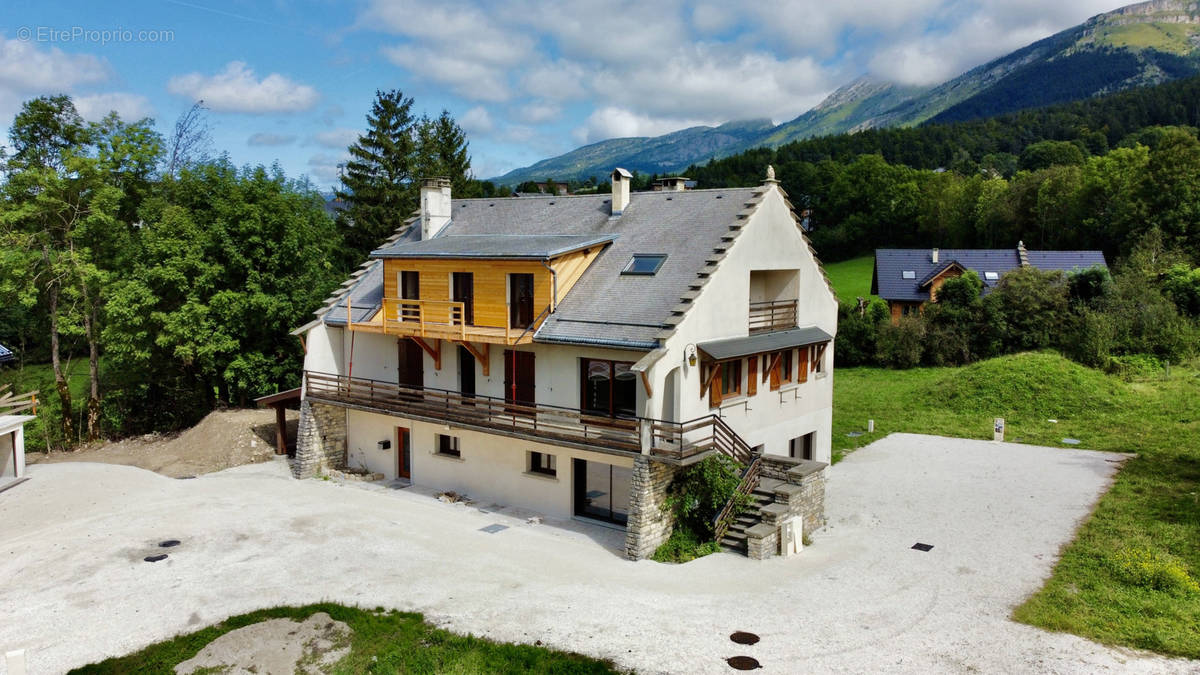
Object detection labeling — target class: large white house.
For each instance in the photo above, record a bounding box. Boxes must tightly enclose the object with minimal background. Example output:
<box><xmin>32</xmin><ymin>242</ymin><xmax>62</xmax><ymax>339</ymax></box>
<box><xmin>294</xmin><ymin>167</ymin><xmax>838</xmax><ymax>559</ymax></box>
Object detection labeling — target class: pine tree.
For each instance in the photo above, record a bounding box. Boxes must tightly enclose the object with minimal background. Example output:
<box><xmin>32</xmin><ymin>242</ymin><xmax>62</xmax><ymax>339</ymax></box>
<box><xmin>415</xmin><ymin>110</ymin><xmax>473</xmax><ymax>196</ymax></box>
<box><xmin>336</xmin><ymin>90</ymin><xmax>418</xmax><ymax>261</ymax></box>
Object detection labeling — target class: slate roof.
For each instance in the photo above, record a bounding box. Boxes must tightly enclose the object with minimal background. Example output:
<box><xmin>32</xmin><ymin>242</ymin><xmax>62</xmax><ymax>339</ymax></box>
<box><xmin>871</xmin><ymin>247</ymin><xmax>1107</xmax><ymax>302</ymax></box>
<box><xmin>320</xmin><ymin>187</ymin><xmax>771</xmax><ymax>349</ymax></box>
<box><xmin>698</xmin><ymin>327</ymin><xmax>833</xmax><ymax>361</ymax></box>
<box><xmin>371</xmin><ymin>234</ymin><xmax>615</xmax><ymax>260</ymax></box>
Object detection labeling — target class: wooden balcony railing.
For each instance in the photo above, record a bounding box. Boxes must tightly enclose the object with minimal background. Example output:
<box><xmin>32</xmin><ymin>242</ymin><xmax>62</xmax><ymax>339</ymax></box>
<box><xmin>748</xmin><ymin>299</ymin><xmax>798</xmax><ymax>334</ymax></box>
<box><xmin>303</xmin><ymin>370</ymin><xmax>755</xmax><ymax>466</ymax></box>
<box><xmin>382</xmin><ymin>298</ymin><xmax>469</xmax><ymax>340</ymax></box>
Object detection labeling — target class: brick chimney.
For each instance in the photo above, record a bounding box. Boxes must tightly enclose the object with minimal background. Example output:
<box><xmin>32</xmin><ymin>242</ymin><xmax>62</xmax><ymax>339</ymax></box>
<box><xmin>420</xmin><ymin>177</ymin><xmax>452</xmax><ymax>240</ymax></box>
<box><xmin>932</xmin><ymin>248</ymin><xmax>939</xmax><ymax>264</ymax></box>
<box><xmin>611</xmin><ymin>168</ymin><xmax>631</xmax><ymax>215</ymax></box>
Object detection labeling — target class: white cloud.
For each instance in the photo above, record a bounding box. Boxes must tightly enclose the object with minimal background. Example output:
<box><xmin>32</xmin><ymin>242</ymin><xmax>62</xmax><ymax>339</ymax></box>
<box><xmin>0</xmin><ymin>35</ymin><xmax>110</xmax><ymax>92</ymax></box>
<box><xmin>167</xmin><ymin>61</ymin><xmax>320</xmax><ymax>113</ymax></box>
<box><xmin>519</xmin><ymin>60</ymin><xmax>588</xmax><ymax>101</ymax></box>
<box><xmin>381</xmin><ymin>45</ymin><xmax>512</xmax><ymax>102</ymax></box>
<box><xmin>74</xmin><ymin>93</ymin><xmax>154</xmax><ymax>121</ymax></box>
<box><xmin>248</xmin><ymin>132</ymin><xmax>297</xmax><ymax>146</ymax></box>
<box><xmin>320</xmin><ymin>104</ymin><xmax>344</xmax><ymax>126</ymax></box>
<box><xmin>307</xmin><ymin>152</ymin><xmax>347</xmax><ymax>185</ymax></box>
<box><xmin>573</xmin><ymin>107</ymin><xmax>712</xmax><ymax>145</ymax></box>
<box><xmin>516</xmin><ymin>102</ymin><xmax>560</xmax><ymax>124</ymax></box>
<box><xmin>312</xmin><ymin>127</ymin><xmax>360</xmax><ymax>149</ymax></box>
<box><xmin>460</xmin><ymin>106</ymin><xmax>495</xmax><ymax>134</ymax></box>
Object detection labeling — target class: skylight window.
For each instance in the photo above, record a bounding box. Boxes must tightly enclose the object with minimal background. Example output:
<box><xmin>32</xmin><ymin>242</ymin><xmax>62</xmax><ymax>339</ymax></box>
<box><xmin>622</xmin><ymin>254</ymin><xmax>667</xmax><ymax>276</ymax></box>
<box><xmin>902</xmin><ymin>270</ymin><xmax>916</xmax><ymax>279</ymax></box>
<box><xmin>984</xmin><ymin>271</ymin><xmax>999</xmax><ymax>281</ymax></box>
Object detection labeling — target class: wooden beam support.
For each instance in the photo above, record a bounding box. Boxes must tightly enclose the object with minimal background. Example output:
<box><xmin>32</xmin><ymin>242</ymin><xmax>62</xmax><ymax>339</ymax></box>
<box><xmin>274</xmin><ymin>404</ymin><xmax>288</xmax><ymax>455</ymax></box>
<box><xmin>410</xmin><ymin>337</ymin><xmax>442</xmax><ymax>370</ymax></box>
<box><xmin>456</xmin><ymin>340</ymin><xmax>491</xmax><ymax>377</ymax></box>
<box><xmin>700</xmin><ymin>362</ymin><xmax>719</xmax><ymax>400</ymax></box>
<box><xmin>640</xmin><ymin>370</ymin><xmax>653</xmax><ymax>398</ymax></box>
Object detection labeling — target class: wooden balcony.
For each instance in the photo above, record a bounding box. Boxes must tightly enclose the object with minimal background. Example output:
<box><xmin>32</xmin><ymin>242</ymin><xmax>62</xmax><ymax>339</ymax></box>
<box><xmin>345</xmin><ymin>298</ymin><xmax>541</xmax><ymax>345</ymax></box>
<box><xmin>748</xmin><ymin>299</ymin><xmax>798</xmax><ymax>334</ymax></box>
<box><xmin>304</xmin><ymin>370</ymin><xmax>747</xmax><ymax>465</ymax></box>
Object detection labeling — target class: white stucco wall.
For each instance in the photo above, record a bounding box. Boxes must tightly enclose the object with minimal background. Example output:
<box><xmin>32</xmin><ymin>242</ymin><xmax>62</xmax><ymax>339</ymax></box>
<box><xmin>301</xmin><ymin>323</ymin><xmax>345</xmax><ymax>381</ymax></box>
<box><xmin>345</xmin><ymin>409</ymin><xmax>634</xmax><ymax>520</ymax></box>
<box><xmin>0</xmin><ymin>416</ymin><xmax>30</xmax><ymax>478</ymax></box>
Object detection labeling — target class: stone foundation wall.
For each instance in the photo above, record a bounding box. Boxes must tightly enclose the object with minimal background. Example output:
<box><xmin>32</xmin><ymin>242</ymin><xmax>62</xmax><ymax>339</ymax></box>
<box><xmin>746</xmin><ymin>455</ymin><xmax>828</xmax><ymax>558</ymax></box>
<box><xmin>292</xmin><ymin>400</ymin><xmax>347</xmax><ymax>478</ymax></box>
<box><xmin>624</xmin><ymin>456</ymin><xmax>678</xmax><ymax>560</ymax></box>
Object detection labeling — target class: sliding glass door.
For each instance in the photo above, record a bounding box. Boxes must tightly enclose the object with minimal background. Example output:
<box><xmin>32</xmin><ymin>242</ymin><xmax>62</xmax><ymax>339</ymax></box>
<box><xmin>573</xmin><ymin>459</ymin><xmax>631</xmax><ymax>525</ymax></box>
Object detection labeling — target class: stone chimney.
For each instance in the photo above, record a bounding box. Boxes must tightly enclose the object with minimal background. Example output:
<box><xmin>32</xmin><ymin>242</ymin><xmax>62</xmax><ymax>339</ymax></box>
<box><xmin>931</xmin><ymin>248</ymin><xmax>939</xmax><ymax>264</ymax></box>
<box><xmin>420</xmin><ymin>177</ymin><xmax>452</xmax><ymax>240</ymax></box>
<box><xmin>1017</xmin><ymin>240</ymin><xmax>1030</xmax><ymax>267</ymax></box>
<box><xmin>654</xmin><ymin>176</ymin><xmax>689</xmax><ymax>191</ymax></box>
<box><xmin>611</xmin><ymin>168</ymin><xmax>631</xmax><ymax>215</ymax></box>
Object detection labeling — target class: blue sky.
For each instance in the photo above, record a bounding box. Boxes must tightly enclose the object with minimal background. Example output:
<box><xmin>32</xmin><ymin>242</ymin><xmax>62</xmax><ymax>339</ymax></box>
<box><xmin>1</xmin><ymin>1</ymin><xmax>1124</xmax><ymax>188</ymax></box>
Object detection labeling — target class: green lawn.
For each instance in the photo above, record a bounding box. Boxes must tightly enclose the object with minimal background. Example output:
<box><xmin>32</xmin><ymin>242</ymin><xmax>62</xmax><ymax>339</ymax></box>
<box><xmin>821</xmin><ymin>255</ymin><xmax>875</xmax><ymax>303</ymax></box>
<box><xmin>833</xmin><ymin>352</ymin><xmax>1200</xmax><ymax>658</ymax></box>
<box><xmin>71</xmin><ymin>604</ymin><xmax>620</xmax><ymax>674</ymax></box>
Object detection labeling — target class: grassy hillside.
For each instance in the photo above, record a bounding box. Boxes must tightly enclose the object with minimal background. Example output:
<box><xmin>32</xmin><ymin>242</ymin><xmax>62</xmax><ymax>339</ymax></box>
<box><xmin>821</xmin><ymin>255</ymin><xmax>875</xmax><ymax>302</ymax></box>
<box><xmin>833</xmin><ymin>352</ymin><xmax>1200</xmax><ymax>658</ymax></box>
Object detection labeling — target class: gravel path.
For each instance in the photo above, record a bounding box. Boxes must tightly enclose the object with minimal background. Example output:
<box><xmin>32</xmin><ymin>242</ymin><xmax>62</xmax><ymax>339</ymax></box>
<box><xmin>1</xmin><ymin>433</ymin><xmax>1194</xmax><ymax>674</ymax></box>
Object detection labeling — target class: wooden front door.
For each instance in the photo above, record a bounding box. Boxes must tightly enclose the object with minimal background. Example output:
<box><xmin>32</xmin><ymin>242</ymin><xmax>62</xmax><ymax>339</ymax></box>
<box><xmin>452</xmin><ymin>272</ymin><xmax>474</xmax><ymax>325</ymax></box>
<box><xmin>396</xmin><ymin>427</ymin><xmax>411</xmax><ymax>479</ymax></box>
<box><xmin>458</xmin><ymin>345</ymin><xmax>476</xmax><ymax>401</ymax></box>
<box><xmin>398</xmin><ymin>339</ymin><xmax>424</xmax><ymax>387</ymax></box>
<box><xmin>503</xmin><ymin>350</ymin><xmax>535</xmax><ymax>412</ymax></box>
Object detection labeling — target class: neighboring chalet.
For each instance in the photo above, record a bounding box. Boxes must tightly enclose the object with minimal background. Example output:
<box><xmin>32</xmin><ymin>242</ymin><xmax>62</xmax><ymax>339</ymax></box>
<box><xmin>872</xmin><ymin>243</ymin><xmax>1107</xmax><ymax>322</ymax></box>
<box><xmin>293</xmin><ymin>167</ymin><xmax>838</xmax><ymax>559</ymax></box>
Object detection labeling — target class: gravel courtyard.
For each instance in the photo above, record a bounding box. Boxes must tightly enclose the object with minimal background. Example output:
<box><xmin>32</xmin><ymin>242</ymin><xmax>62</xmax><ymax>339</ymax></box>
<box><xmin>1</xmin><ymin>433</ymin><xmax>1194</xmax><ymax>674</ymax></box>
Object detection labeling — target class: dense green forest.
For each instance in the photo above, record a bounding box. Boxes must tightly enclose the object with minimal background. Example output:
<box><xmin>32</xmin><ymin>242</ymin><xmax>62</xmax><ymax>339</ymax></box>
<box><xmin>0</xmin><ymin>91</ymin><xmax>477</xmax><ymax>450</ymax></box>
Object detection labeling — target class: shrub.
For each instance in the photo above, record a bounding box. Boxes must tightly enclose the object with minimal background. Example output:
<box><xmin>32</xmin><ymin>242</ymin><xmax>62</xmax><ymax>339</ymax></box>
<box><xmin>1106</xmin><ymin>546</ymin><xmax>1200</xmax><ymax>596</ymax></box>
<box><xmin>1105</xmin><ymin>354</ymin><xmax>1166</xmax><ymax>380</ymax></box>
<box><xmin>651</xmin><ymin>528</ymin><xmax>721</xmax><ymax>563</ymax></box>
<box><xmin>662</xmin><ymin>454</ymin><xmax>749</xmax><ymax>539</ymax></box>
<box><xmin>875</xmin><ymin>316</ymin><xmax>925</xmax><ymax>368</ymax></box>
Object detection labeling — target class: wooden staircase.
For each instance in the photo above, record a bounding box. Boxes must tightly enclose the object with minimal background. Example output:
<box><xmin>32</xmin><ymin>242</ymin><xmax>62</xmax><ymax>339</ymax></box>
<box><xmin>719</xmin><ymin>477</ymin><xmax>783</xmax><ymax>553</ymax></box>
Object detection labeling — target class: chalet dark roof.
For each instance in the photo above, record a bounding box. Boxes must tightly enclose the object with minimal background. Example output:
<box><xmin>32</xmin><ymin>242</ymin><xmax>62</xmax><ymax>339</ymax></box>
<box><xmin>871</xmin><ymin>247</ymin><xmax>1107</xmax><ymax>302</ymax></box>
<box><xmin>322</xmin><ymin>188</ymin><xmax>765</xmax><ymax>349</ymax></box>
<box><xmin>698</xmin><ymin>326</ymin><xmax>833</xmax><ymax>361</ymax></box>
<box><xmin>371</xmin><ymin>234</ymin><xmax>615</xmax><ymax>260</ymax></box>
<box><xmin>0</xmin><ymin>343</ymin><xmax>12</xmax><ymax>363</ymax></box>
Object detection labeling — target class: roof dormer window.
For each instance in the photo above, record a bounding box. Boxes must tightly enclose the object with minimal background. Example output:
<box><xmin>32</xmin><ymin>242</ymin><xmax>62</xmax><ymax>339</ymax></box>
<box><xmin>984</xmin><ymin>271</ymin><xmax>999</xmax><ymax>281</ymax></box>
<box><xmin>902</xmin><ymin>270</ymin><xmax>916</xmax><ymax>279</ymax></box>
<box><xmin>622</xmin><ymin>254</ymin><xmax>667</xmax><ymax>276</ymax></box>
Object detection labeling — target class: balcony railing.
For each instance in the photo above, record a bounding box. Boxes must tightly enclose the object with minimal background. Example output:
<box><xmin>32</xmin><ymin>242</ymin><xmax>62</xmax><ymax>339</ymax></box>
<box><xmin>344</xmin><ymin>298</ymin><xmax>535</xmax><ymax>345</ymax></box>
<box><xmin>304</xmin><ymin>370</ymin><xmax>751</xmax><ymax>465</ymax></box>
<box><xmin>748</xmin><ymin>299</ymin><xmax>798</xmax><ymax>334</ymax></box>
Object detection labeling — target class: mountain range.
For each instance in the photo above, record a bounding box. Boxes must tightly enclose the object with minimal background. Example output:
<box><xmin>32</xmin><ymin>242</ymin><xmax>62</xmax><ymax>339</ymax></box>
<box><xmin>491</xmin><ymin>0</ymin><xmax>1200</xmax><ymax>186</ymax></box>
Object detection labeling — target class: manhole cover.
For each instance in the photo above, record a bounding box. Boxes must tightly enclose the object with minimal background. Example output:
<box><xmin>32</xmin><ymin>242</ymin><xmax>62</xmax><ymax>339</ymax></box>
<box><xmin>144</xmin><ymin>554</ymin><xmax>168</xmax><ymax>563</ymax></box>
<box><xmin>729</xmin><ymin>631</ymin><xmax>760</xmax><ymax>645</ymax></box>
<box><xmin>479</xmin><ymin>524</ymin><xmax>508</xmax><ymax>534</ymax></box>
<box><xmin>159</xmin><ymin>540</ymin><xmax>181</xmax><ymax>548</ymax></box>
<box><xmin>726</xmin><ymin>656</ymin><xmax>761</xmax><ymax>670</ymax></box>
<box><xmin>176</xmin><ymin>475</ymin><xmax>196</xmax><ymax>480</ymax></box>
<box><xmin>912</xmin><ymin>543</ymin><xmax>933</xmax><ymax>552</ymax></box>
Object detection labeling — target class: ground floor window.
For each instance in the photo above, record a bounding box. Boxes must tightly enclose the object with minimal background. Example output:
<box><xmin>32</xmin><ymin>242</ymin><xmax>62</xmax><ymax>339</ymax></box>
<box><xmin>789</xmin><ymin>432</ymin><xmax>815</xmax><ymax>461</ymax></box>
<box><xmin>573</xmin><ymin>459</ymin><xmax>631</xmax><ymax>525</ymax></box>
<box><xmin>436</xmin><ymin>433</ymin><xmax>460</xmax><ymax>458</ymax></box>
<box><xmin>529</xmin><ymin>451</ymin><xmax>556</xmax><ymax>477</ymax></box>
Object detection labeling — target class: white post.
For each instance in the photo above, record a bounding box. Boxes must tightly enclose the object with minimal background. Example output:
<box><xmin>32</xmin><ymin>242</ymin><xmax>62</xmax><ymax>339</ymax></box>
<box><xmin>867</xmin><ymin>419</ymin><xmax>875</xmax><ymax>433</ymax></box>
<box><xmin>993</xmin><ymin>417</ymin><xmax>1005</xmax><ymax>442</ymax></box>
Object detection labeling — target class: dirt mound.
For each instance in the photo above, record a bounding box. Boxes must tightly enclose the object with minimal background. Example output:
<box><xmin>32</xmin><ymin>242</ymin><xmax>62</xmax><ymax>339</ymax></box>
<box><xmin>174</xmin><ymin>612</ymin><xmax>351</xmax><ymax>674</ymax></box>
<box><xmin>28</xmin><ymin>407</ymin><xmax>297</xmax><ymax>477</ymax></box>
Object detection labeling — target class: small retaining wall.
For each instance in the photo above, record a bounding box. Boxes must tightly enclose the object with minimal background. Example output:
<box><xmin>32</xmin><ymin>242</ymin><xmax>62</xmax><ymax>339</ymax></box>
<box><xmin>624</xmin><ymin>456</ymin><xmax>678</xmax><ymax>560</ymax></box>
<box><xmin>292</xmin><ymin>400</ymin><xmax>347</xmax><ymax>478</ymax></box>
<box><xmin>746</xmin><ymin>455</ymin><xmax>828</xmax><ymax>559</ymax></box>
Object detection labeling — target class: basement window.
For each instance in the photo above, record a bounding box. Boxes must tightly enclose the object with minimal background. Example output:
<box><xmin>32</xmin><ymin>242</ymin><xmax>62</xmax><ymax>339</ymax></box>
<box><xmin>528</xmin><ymin>451</ymin><xmax>557</xmax><ymax>477</ymax></box>
<box><xmin>435</xmin><ymin>434</ymin><xmax>460</xmax><ymax>458</ymax></box>
<box><xmin>984</xmin><ymin>271</ymin><xmax>999</xmax><ymax>281</ymax></box>
<box><xmin>902</xmin><ymin>270</ymin><xmax>916</xmax><ymax>279</ymax></box>
<box><xmin>622</xmin><ymin>254</ymin><xmax>667</xmax><ymax>276</ymax></box>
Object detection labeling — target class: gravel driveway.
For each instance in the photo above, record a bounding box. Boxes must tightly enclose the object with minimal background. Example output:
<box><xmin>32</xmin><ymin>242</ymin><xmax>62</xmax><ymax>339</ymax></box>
<box><xmin>1</xmin><ymin>433</ymin><xmax>1193</xmax><ymax>674</ymax></box>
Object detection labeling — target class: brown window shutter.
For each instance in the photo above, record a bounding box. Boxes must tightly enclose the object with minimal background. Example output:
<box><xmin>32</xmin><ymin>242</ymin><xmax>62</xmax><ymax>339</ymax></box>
<box><xmin>709</xmin><ymin>366</ymin><xmax>722</xmax><ymax>408</ymax></box>
<box><xmin>798</xmin><ymin>347</ymin><xmax>809</xmax><ymax>383</ymax></box>
<box><xmin>769</xmin><ymin>352</ymin><xmax>781</xmax><ymax>391</ymax></box>
<box><xmin>747</xmin><ymin>356</ymin><xmax>757</xmax><ymax>396</ymax></box>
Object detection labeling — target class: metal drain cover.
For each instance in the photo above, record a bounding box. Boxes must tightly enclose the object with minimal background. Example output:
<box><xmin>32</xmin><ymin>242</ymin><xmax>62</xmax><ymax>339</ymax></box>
<box><xmin>159</xmin><ymin>540</ymin><xmax>181</xmax><ymax>548</ymax></box>
<box><xmin>726</xmin><ymin>656</ymin><xmax>761</xmax><ymax>670</ymax></box>
<box><xmin>729</xmin><ymin>631</ymin><xmax>760</xmax><ymax>645</ymax></box>
<box><xmin>479</xmin><ymin>524</ymin><xmax>508</xmax><ymax>534</ymax></box>
<box><xmin>144</xmin><ymin>554</ymin><xmax>168</xmax><ymax>563</ymax></box>
<box><xmin>912</xmin><ymin>543</ymin><xmax>933</xmax><ymax>552</ymax></box>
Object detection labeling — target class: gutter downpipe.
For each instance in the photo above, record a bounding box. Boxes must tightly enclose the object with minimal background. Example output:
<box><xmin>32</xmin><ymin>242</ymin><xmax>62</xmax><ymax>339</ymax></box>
<box><xmin>540</xmin><ymin>259</ymin><xmax>558</xmax><ymax>313</ymax></box>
